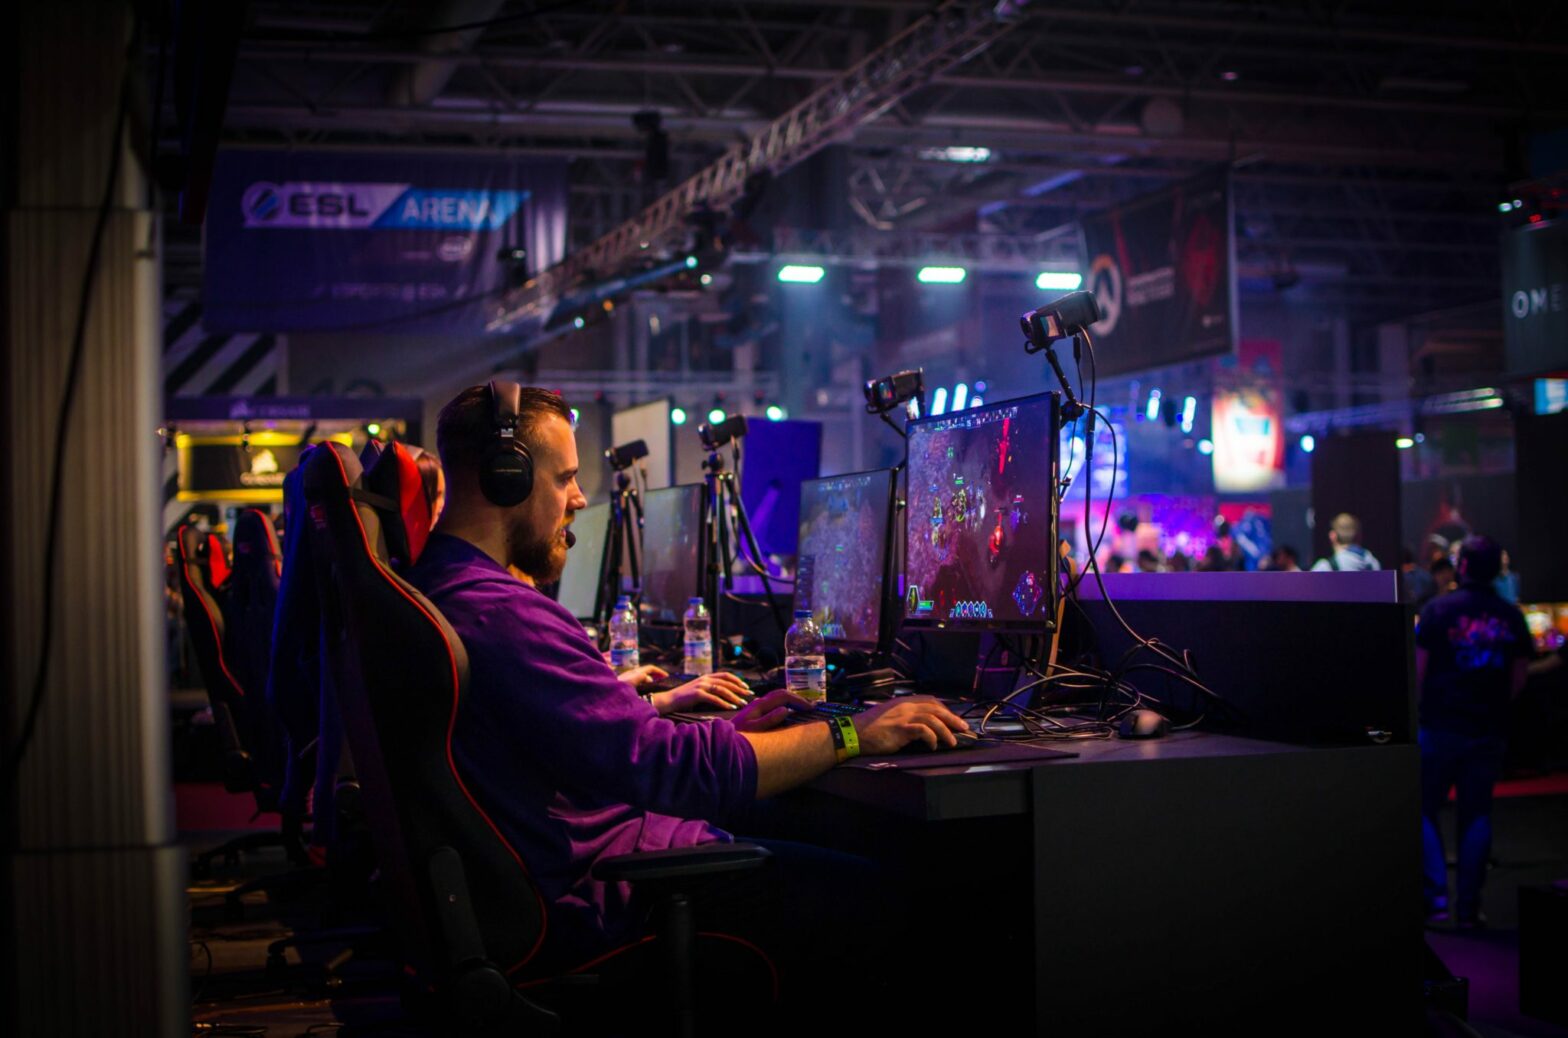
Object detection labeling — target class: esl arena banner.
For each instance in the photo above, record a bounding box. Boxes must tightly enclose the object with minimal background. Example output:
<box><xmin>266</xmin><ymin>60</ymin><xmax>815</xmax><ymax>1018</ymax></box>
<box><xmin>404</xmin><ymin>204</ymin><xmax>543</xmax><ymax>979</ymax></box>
<box><xmin>1079</xmin><ymin>169</ymin><xmax>1237</xmax><ymax>377</ymax></box>
<box><xmin>204</xmin><ymin>151</ymin><xmax>567</xmax><ymax>332</ymax></box>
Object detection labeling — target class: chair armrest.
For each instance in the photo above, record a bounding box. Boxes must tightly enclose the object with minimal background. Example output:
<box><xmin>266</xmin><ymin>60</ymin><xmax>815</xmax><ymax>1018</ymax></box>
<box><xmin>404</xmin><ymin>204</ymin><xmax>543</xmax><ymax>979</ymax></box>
<box><xmin>592</xmin><ymin>842</ymin><xmax>771</xmax><ymax>884</ymax></box>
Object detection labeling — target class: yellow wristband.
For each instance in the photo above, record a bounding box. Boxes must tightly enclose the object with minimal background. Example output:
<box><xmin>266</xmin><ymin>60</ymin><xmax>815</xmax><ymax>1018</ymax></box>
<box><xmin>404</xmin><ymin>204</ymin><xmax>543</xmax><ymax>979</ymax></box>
<box><xmin>831</xmin><ymin>715</ymin><xmax>860</xmax><ymax>762</ymax></box>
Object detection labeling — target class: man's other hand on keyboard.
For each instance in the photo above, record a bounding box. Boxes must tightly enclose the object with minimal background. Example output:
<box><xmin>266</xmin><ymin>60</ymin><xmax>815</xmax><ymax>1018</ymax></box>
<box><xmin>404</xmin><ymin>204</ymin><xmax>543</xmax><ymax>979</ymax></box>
<box><xmin>647</xmin><ymin>671</ymin><xmax>754</xmax><ymax>715</ymax></box>
<box><xmin>729</xmin><ymin>688</ymin><xmax>813</xmax><ymax>733</ymax></box>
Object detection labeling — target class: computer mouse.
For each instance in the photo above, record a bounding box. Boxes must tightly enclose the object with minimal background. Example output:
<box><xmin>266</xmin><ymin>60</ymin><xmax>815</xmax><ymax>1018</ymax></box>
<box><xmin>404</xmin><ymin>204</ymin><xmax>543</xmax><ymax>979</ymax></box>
<box><xmin>1118</xmin><ymin>708</ymin><xmax>1170</xmax><ymax>739</ymax></box>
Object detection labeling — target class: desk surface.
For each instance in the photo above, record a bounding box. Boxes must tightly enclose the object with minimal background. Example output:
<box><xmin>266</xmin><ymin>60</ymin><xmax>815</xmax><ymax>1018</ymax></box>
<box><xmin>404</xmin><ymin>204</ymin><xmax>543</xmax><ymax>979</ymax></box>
<box><xmin>809</xmin><ymin>730</ymin><xmax>1389</xmax><ymax>821</ymax></box>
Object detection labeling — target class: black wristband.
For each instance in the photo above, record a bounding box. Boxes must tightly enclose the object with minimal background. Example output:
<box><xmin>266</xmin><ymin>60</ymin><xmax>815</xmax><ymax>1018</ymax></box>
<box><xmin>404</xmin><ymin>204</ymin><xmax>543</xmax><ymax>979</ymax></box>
<box><xmin>826</xmin><ymin>717</ymin><xmax>846</xmax><ymax>754</ymax></box>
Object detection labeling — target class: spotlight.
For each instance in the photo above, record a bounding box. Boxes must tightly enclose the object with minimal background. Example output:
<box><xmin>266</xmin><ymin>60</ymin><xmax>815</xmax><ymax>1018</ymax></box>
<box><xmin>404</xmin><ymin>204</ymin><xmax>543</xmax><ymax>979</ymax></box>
<box><xmin>778</xmin><ymin>265</ymin><xmax>825</xmax><ymax>284</ymax></box>
<box><xmin>1396</xmin><ymin>436</ymin><xmax>1415</xmax><ymax>449</ymax></box>
<box><xmin>1299</xmin><ymin>434</ymin><xmax>1315</xmax><ymax>453</ymax></box>
<box><xmin>765</xmin><ymin>405</ymin><xmax>787</xmax><ymax>421</ymax></box>
<box><xmin>1035</xmin><ymin>271</ymin><xmax>1083</xmax><ymax>291</ymax></box>
<box><xmin>366</xmin><ymin>423</ymin><xmax>382</xmax><ymax>437</ymax></box>
<box><xmin>952</xmin><ymin>383</ymin><xmax>969</xmax><ymax>411</ymax></box>
<box><xmin>1197</xmin><ymin>438</ymin><xmax>1215</xmax><ymax>455</ymax></box>
<box><xmin>700</xmin><ymin>273</ymin><xmax>713</xmax><ymax>286</ymax></box>
<box><xmin>573</xmin><ymin>316</ymin><xmax>586</xmax><ymax>329</ymax></box>
<box><xmin>707</xmin><ymin>407</ymin><xmax>727</xmax><ymax>425</ymax></box>
<box><xmin>931</xmin><ymin>386</ymin><xmax>949</xmax><ymax>415</ymax></box>
<box><xmin>1180</xmin><ymin>396</ymin><xmax>1197</xmax><ymax>434</ymax></box>
<box><xmin>605</xmin><ymin>439</ymin><xmax>649</xmax><ymax>470</ymax></box>
<box><xmin>1145</xmin><ymin>389</ymin><xmax>1162</xmax><ymax>423</ymax></box>
<box><xmin>917</xmin><ymin>266</ymin><xmax>967</xmax><ymax>284</ymax></box>
<box><xmin>685</xmin><ymin>255</ymin><xmax>698</xmax><ymax>269</ymax></box>
<box><xmin>670</xmin><ymin>407</ymin><xmax>688</xmax><ymax>425</ymax></box>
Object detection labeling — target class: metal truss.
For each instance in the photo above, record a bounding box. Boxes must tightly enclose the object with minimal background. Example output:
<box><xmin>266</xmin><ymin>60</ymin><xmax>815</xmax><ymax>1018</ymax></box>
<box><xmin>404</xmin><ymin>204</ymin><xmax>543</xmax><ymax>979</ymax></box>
<box><xmin>484</xmin><ymin>0</ymin><xmax>1035</xmax><ymax>330</ymax></box>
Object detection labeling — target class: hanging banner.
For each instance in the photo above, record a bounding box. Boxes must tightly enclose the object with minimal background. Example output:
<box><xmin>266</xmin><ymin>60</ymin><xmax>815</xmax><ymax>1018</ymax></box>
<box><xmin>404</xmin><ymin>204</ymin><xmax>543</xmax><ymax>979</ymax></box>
<box><xmin>1502</xmin><ymin>218</ymin><xmax>1568</xmax><ymax>378</ymax></box>
<box><xmin>1079</xmin><ymin>168</ymin><xmax>1237</xmax><ymax>377</ymax></box>
<box><xmin>1211</xmin><ymin>339</ymin><xmax>1285</xmax><ymax>494</ymax></box>
<box><xmin>203</xmin><ymin>150</ymin><xmax>567</xmax><ymax>333</ymax></box>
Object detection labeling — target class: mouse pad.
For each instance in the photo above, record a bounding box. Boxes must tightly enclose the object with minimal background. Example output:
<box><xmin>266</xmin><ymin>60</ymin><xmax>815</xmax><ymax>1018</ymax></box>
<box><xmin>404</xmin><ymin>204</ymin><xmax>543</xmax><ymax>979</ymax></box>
<box><xmin>840</xmin><ymin>741</ymin><xmax>1076</xmax><ymax>770</ymax></box>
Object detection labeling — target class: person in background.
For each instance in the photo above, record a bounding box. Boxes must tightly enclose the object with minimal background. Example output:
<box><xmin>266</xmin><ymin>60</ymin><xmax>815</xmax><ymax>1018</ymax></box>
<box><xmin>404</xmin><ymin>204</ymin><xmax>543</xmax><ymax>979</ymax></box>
<box><xmin>1402</xmin><ymin>546</ymin><xmax>1437</xmax><ymax>607</ymax></box>
<box><xmin>1167</xmin><ymin>550</ymin><xmax>1192</xmax><ymax>573</ymax></box>
<box><xmin>412</xmin><ymin>447</ymin><xmax>446</xmax><ymax>523</ymax></box>
<box><xmin>1430</xmin><ymin>557</ymin><xmax>1457</xmax><ymax>597</ymax></box>
<box><xmin>1136</xmin><ymin>548</ymin><xmax>1163</xmax><ymax>573</ymax></box>
<box><xmin>1311</xmin><ymin>513</ymin><xmax>1381</xmax><ymax>572</ymax></box>
<box><xmin>1269</xmin><ymin>545</ymin><xmax>1303</xmax><ymax>572</ymax></box>
<box><xmin>1196</xmin><ymin>545</ymin><xmax>1228</xmax><ymax>572</ymax></box>
<box><xmin>1416</xmin><ymin>536</ymin><xmax>1532</xmax><ymax>929</ymax></box>
<box><xmin>1493</xmin><ymin>549</ymin><xmax>1520</xmax><ymax>604</ymax></box>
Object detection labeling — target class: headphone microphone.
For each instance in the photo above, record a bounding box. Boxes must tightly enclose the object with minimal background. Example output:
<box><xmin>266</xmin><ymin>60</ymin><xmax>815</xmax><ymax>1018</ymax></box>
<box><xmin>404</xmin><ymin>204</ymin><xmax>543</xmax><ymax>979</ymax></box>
<box><xmin>564</xmin><ymin>528</ymin><xmax>577</xmax><ymax>549</ymax></box>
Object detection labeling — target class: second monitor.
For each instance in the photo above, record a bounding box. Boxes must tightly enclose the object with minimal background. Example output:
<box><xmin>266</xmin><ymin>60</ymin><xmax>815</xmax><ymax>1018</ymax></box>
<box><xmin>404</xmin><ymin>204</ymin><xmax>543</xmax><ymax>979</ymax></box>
<box><xmin>638</xmin><ymin>483</ymin><xmax>704</xmax><ymax>624</ymax></box>
<box><xmin>793</xmin><ymin>469</ymin><xmax>898</xmax><ymax>650</ymax></box>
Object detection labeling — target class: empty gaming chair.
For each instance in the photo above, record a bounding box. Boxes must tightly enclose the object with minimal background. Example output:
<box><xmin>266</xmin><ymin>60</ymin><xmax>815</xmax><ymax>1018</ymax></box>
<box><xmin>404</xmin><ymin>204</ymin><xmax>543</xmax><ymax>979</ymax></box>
<box><xmin>223</xmin><ymin>509</ymin><xmax>289</xmax><ymax>801</ymax></box>
<box><xmin>269</xmin><ymin>461</ymin><xmax>327</xmax><ymax>844</ymax></box>
<box><xmin>301</xmin><ymin>441</ymin><xmax>774</xmax><ymax>1036</ymax></box>
<box><xmin>177</xmin><ymin>524</ymin><xmax>309</xmax><ymax>877</ymax></box>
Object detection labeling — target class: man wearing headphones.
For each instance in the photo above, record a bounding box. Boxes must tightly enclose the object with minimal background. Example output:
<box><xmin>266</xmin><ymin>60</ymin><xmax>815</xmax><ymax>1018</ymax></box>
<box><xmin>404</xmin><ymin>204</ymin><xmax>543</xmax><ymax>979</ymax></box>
<box><xmin>407</xmin><ymin>382</ymin><xmax>966</xmax><ymax>977</ymax></box>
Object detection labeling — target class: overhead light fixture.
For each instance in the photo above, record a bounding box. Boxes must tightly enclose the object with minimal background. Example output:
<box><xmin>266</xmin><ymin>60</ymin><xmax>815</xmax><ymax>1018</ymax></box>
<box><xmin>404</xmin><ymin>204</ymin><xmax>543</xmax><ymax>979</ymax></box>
<box><xmin>970</xmin><ymin>396</ymin><xmax>984</xmax><ymax>408</ymax></box>
<box><xmin>366</xmin><ymin>423</ymin><xmax>382</xmax><ymax>437</ymax></box>
<box><xmin>918</xmin><ymin>145</ymin><xmax>993</xmax><ymax>163</ymax></box>
<box><xmin>1035</xmin><ymin>271</ymin><xmax>1083</xmax><ymax>291</ymax></box>
<box><xmin>1180</xmin><ymin>396</ymin><xmax>1197</xmax><ymax>434</ymax></box>
<box><xmin>1197</xmin><ymin>438</ymin><xmax>1214</xmax><ymax>455</ymax></box>
<box><xmin>1299</xmin><ymin>434</ymin><xmax>1315</xmax><ymax>453</ymax></box>
<box><xmin>778</xmin><ymin>264</ymin><xmax>825</xmax><ymax>284</ymax></box>
<box><xmin>684</xmin><ymin>255</ymin><xmax>698</xmax><ymax>269</ymax></box>
<box><xmin>573</xmin><ymin>316</ymin><xmax>586</xmax><ymax>329</ymax></box>
<box><xmin>1395</xmin><ymin>437</ymin><xmax>1415</xmax><ymax>449</ymax></box>
<box><xmin>765</xmin><ymin>405</ymin><xmax>787</xmax><ymax>421</ymax></box>
<box><xmin>931</xmin><ymin>386</ymin><xmax>949</xmax><ymax>416</ymax></box>
<box><xmin>952</xmin><ymin>383</ymin><xmax>969</xmax><ymax>411</ymax></box>
<box><xmin>707</xmin><ymin>407</ymin><xmax>727</xmax><ymax>425</ymax></box>
<box><xmin>917</xmin><ymin>266</ymin><xmax>967</xmax><ymax>284</ymax></box>
<box><xmin>1145</xmin><ymin>389</ymin><xmax>1162</xmax><ymax>423</ymax></box>
<box><xmin>700</xmin><ymin>273</ymin><xmax>713</xmax><ymax>286</ymax></box>
<box><xmin>670</xmin><ymin>407</ymin><xmax>687</xmax><ymax>426</ymax></box>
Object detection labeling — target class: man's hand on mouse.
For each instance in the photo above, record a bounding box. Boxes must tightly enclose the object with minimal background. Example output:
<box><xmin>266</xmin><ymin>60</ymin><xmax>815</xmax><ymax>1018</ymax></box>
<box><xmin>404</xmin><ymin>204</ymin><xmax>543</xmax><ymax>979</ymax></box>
<box><xmin>853</xmin><ymin>696</ymin><xmax>968</xmax><ymax>754</ymax></box>
<box><xmin>648</xmin><ymin>671</ymin><xmax>753</xmax><ymax>715</ymax></box>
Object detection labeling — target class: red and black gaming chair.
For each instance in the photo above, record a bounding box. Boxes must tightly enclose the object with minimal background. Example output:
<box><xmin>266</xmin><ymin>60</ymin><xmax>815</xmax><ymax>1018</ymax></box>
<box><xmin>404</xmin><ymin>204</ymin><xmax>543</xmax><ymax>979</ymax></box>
<box><xmin>302</xmin><ymin>441</ymin><xmax>774</xmax><ymax>1036</ymax></box>
<box><xmin>177</xmin><ymin>524</ymin><xmax>309</xmax><ymax>877</ymax></box>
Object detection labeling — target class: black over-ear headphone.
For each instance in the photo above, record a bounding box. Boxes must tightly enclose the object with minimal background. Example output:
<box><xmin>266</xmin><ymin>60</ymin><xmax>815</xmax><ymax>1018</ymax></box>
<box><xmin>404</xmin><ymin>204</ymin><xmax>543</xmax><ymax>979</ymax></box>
<box><xmin>479</xmin><ymin>380</ymin><xmax>534</xmax><ymax>507</ymax></box>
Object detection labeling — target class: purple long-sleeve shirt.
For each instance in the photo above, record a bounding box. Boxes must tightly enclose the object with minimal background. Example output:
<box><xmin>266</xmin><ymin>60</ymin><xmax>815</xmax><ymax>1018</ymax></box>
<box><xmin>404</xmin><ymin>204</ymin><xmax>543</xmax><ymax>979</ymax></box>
<box><xmin>407</xmin><ymin>532</ymin><xmax>759</xmax><ymax>968</ymax></box>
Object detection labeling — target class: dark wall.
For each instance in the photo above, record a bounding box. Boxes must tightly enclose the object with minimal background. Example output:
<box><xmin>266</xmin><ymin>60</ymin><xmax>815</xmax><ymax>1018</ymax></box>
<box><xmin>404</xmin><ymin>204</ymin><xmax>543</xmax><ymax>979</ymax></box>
<box><xmin>1517</xmin><ymin>409</ymin><xmax>1568</xmax><ymax>600</ymax></box>
<box><xmin>1311</xmin><ymin>431</ymin><xmax>1402</xmax><ymax>568</ymax></box>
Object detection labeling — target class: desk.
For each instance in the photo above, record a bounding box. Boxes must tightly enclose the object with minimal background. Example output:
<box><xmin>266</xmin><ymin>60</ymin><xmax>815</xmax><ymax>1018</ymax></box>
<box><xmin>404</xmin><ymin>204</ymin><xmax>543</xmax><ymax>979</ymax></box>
<box><xmin>801</xmin><ymin>731</ymin><xmax>1423</xmax><ymax>1034</ymax></box>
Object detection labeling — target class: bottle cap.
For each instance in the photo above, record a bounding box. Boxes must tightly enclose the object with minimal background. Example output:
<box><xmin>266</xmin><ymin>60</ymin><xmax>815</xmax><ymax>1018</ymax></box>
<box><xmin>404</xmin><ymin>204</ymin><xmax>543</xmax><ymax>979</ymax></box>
<box><xmin>793</xmin><ymin>609</ymin><xmax>812</xmax><ymax>619</ymax></box>
<box><xmin>688</xmin><ymin>597</ymin><xmax>703</xmax><ymax>605</ymax></box>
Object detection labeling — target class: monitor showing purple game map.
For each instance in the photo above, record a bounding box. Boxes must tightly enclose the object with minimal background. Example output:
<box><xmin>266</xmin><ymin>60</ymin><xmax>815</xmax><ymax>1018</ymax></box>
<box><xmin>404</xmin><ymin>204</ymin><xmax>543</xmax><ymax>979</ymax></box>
<box><xmin>904</xmin><ymin>392</ymin><xmax>1061</xmax><ymax>630</ymax></box>
<box><xmin>794</xmin><ymin>469</ymin><xmax>896</xmax><ymax>647</ymax></box>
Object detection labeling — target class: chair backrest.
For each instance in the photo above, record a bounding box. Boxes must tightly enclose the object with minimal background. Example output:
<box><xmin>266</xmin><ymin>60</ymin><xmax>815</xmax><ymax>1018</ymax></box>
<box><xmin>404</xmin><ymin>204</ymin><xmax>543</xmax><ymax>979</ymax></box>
<box><xmin>223</xmin><ymin>508</ymin><xmax>287</xmax><ymax>805</ymax></box>
<box><xmin>302</xmin><ymin>441</ymin><xmax>548</xmax><ymax>982</ymax></box>
<box><xmin>268</xmin><ymin>461</ymin><xmax>325</xmax><ymax>822</ymax></box>
<box><xmin>176</xmin><ymin>523</ymin><xmax>254</xmax><ymax>794</ymax></box>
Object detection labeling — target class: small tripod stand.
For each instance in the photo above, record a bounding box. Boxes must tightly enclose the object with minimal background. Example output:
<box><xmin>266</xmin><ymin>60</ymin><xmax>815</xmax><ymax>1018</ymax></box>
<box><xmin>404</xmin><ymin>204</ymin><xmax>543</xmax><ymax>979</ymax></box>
<box><xmin>593</xmin><ymin>460</ymin><xmax>645</xmax><ymax>630</ymax></box>
<box><xmin>696</xmin><ymin>437</ymin><xmax>788</xmax><ymax>656</ymax></box>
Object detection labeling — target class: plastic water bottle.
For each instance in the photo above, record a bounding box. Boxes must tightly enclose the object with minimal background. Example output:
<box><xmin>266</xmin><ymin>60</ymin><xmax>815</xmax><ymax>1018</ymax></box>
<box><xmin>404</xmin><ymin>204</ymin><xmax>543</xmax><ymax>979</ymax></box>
<box><xmin>784</xmin><ymin>609</ymin><xmax>827</xmax><ymax>702</ymax></box>
<box><xmin>609</xmin><ymin>596</ymin><xmax>640</xmax><ymax>674</ymax></box>
<box><xmin>682</xmin><ymin>597</ymin><xmax>712</xmax><ymax>676</ymax></box>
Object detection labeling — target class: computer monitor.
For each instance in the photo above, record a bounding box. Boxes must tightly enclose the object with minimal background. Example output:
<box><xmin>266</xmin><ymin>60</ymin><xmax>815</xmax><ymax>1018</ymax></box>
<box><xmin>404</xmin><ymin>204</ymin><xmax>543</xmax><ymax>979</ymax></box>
<box><xmin>904</xmin><ymin>391</ymin><xmax>1061</xmax><ymax>630</ymax></box>
<box><xmin>639</xmin><ymin>483</ymin><xmax>703</xmax><ymax>624</ymax></box>
<box><xmin>557</xmin><ymin>502</ymin><xmax>610</xmax><ymax>622</ymax></box>
<box><xmin>793</xmin><ymin>469</ymin><xmax>897</xmax><ymax>648</ymax></box>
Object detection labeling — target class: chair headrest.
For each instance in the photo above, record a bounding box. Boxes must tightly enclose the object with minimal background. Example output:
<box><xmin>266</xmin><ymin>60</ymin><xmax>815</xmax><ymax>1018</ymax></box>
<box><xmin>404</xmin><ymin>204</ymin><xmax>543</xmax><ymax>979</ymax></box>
<box><xmin>231</xmin><ymin>508</ymin><xmax>282</xmax><ymax>586</ymax></box>
<box><xmin>364</xmin><ymin>441</ymin><xmax>433</xmax><ymax>568</ymax></box>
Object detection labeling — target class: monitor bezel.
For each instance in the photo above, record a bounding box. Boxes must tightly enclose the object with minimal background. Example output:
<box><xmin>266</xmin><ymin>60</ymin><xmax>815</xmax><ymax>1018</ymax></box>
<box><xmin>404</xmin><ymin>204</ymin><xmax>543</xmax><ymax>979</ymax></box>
<box><xmin>792</xmin><ymin>467</ymin><xmax>898</xmax><ymax>651</ymax></box>
<box><xmin>902</xmin><ymin>390</ymin><xmax>1061</xmax><ymax>633</ymax></box>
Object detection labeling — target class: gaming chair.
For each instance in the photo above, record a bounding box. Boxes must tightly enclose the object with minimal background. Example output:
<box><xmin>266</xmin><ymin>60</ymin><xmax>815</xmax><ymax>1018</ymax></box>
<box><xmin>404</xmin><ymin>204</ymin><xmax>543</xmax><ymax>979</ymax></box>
<box><xmin>176</xmin><ymin>524</ymin><xmax>309</xmax><ymax>876</ymax></box>
<box><xmin>301</xmin><ymin>441</ymin><xmax>774</xmax><ymax>1036</ymax></box>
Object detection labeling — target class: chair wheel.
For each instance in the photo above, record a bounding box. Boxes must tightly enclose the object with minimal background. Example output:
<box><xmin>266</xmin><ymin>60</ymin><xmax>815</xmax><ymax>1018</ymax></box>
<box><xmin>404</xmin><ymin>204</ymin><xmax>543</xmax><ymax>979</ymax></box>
<box><xmin>223</xmin><ymin>896</ymin><xmax>245</xmax><ymax>923</ymax></box>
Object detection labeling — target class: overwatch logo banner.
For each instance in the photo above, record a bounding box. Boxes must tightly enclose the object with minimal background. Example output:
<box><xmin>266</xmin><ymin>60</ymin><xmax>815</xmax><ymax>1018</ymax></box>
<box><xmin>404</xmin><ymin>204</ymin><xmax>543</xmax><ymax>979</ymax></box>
<box><xmin>1079</xmin><ymin>168</ymin><xmax>1237</xmax><ymax>378</ymax></box>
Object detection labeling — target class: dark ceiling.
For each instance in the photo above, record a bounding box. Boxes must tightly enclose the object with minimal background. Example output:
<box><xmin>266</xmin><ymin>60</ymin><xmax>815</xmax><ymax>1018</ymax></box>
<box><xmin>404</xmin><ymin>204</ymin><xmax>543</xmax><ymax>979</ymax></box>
<box><xmin>162</xmin><ymin>0</ymin><xmax>1568</xmax><ymax>316</ymax></box>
